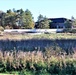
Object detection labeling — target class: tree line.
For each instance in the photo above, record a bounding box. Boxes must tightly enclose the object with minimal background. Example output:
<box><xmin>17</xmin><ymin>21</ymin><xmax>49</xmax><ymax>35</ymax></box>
<box><xmin>0</xmin><ymin>8</ymin><xmax>56</xmax><ymax>29</ymax></box>
<box><xmin>0</xmin><ymin>8</ymin><xmax>76</xmax><ymax>29</ymax></box>
<box><xmin>0</xmin><ymin>9</ymin><xmax>35</xmax><ymax>29</ymax></box>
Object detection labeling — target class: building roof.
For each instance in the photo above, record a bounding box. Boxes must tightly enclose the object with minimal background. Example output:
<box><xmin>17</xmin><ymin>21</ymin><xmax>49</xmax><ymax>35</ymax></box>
<box><xmin>48</xmin><ymin>18</ymin><xmax>68</xmax><ymax>23</ymax></box>
<box><xmin>35</xmin><ymin>17</ymin><xmax>72</xmax><ymax>25</ymax></box>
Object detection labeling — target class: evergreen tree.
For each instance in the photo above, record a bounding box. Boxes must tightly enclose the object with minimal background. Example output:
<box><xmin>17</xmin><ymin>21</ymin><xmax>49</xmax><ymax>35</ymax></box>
<box><xmin>37</xmin><ymin>14</ymin><xmax>44</xmax><ymax>22</ymax></box>
<box><xmin>64</xmin><ymin>20</ymin><xmax>72</xmax><ymax>28</ymax></box>
<box><xmin>22</xmin><ymin>9</ymin><xmax>34</xmax><ymax>29</ymax></box>
<box><xmin>0</xmin><ymin>12</ymin><xmax>6</xmax><ymax>27</ymax></box>
<box><xmin>36</xmin><ymin>15</ymin><xmax>50</xmax><ymax>29</ymax></box>
<box><xmin>71</xmin><ymin>16</ymin><xmax>76</xmax><ymax>28</ymax></box>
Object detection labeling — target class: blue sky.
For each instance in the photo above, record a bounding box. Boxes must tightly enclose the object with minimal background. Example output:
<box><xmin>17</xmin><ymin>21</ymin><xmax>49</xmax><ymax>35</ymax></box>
<box><xmin>0</xmin><ymin>0</ymin><xmax>76</xmax><ymax>21</ymax></box>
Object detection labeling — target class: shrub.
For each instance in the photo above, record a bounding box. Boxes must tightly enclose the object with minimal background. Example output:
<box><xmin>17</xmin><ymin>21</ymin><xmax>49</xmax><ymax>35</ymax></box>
<box><xmin>70</xmin><ymin>29</ymin><xmax>76</xmax><ymax>33</ymax></box>
<box><xmin>66</xmin><ymin>62</ymin><xmax>75</xmax><ymax>74</ymax></box>
<box><xmin>63</xmin><ymin>28</ymin><xmax>76</xmax><ymax>33</ymax></box>
<box><xmin>0</xmin><ymin>26</ymin><xmax>4</xmax><ymax>31</ymax></box>
<box><xmin>44</xmin><ymin>43</ymin><xmax>62</xmax><ymax>57</ymax></box>
<box><xmin>5</xmin><ymin>25</ymin><xmax>13</xmax><ymax>29</ymax></box>
<box><xmin>63</xmin><ymin>28</ymin><xmax>72</xmax><ymax>33</ymax></box>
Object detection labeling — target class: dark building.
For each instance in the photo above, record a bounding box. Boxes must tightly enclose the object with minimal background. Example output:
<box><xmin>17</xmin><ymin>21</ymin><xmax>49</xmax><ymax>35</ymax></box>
<box><xmin>49</xmin><ymin>18</ymin><xmax>67</xmax><ymax>28</ymax></box>
<box><xmin>35</xmin><ymin>17</ymin><xmax>72</xmax><ymax>29</ymax></box>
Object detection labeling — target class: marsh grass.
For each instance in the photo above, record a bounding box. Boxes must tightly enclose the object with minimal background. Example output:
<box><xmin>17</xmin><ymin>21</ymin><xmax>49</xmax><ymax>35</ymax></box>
<box><xmin>0</xmin><ymin>39</ymin><xmax>76</xmax><ymax>52</ymax></box>
<box><xmin>0</xmin><ymin>47</ymin><xmax>76</xmax><ymax>75</ymax></box>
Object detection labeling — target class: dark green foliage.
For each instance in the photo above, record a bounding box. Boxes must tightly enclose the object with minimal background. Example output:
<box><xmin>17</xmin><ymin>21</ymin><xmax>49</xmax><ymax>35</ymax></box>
<box><xmin>70</xmin><ymin>29</ymin><xmax>76</xmax><ymax>33</ymax></box>
<box><xmin>0</xmin><ymin>9</ymin><xmax>34</xmax><ymax>29</ymax></box>
<box><xmin>63</xmin><ymin>28</ymin><xmax>72</xmax><ymax>33</ymax></box>
<box><xmin>63</xmin><ymin>28</ymin><xmax>76</xmax><ymax>33</ymax></box>
<box><xmin>71</xmin><ymin>17</ymin><xmax>76</xmax><ymax>28</ymax></box>
<box><xmin>64</xmin><ymin>20</ymin><xmax>72</xmax><ymax>28</ymax></box>
<box><xmin>36</xmin><ymin>14</ymin><xmax>50</xmax><ymax>29</ymax></box>
<box><xmin>22</xmin><ymin>9</ymin><xmax>34</xmax><ymax>29</ymax></box>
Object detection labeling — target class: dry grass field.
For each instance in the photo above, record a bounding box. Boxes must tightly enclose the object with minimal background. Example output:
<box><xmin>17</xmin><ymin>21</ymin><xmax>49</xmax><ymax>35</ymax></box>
<box><xmin>0</xmin><ymin>33</ymin><xmax>76</xmax><ymax>75</ymax></box>
<box><xmin>0</xmin><ymin>32</ymin><xmax>76</xmax><ymax>40</ymax></box>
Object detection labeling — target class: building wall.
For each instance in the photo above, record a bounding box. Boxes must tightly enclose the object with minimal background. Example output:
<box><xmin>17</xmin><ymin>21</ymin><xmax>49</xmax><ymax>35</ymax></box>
<box><xmin>50</xmin><ymin>23</ymin><xmax>65</xmax><ymax>29</ymax></box>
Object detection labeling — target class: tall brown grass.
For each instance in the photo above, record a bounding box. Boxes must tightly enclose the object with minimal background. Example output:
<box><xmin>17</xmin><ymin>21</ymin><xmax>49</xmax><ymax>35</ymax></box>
<box><xmin>0</xmin><ymin>50</ymin><xmax>75</xmax><ymax>70</ymax></box>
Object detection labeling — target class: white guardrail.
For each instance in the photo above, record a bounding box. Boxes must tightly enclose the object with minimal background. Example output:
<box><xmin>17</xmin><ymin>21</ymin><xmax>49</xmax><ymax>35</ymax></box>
<box><xmin>4</xmin><ymin>29</ymin><xmax>64</xmax><ymax>33</ymax></box>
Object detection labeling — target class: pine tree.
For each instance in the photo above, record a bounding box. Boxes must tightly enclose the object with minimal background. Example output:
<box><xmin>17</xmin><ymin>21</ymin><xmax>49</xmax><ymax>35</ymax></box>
<box><xmin>36</xmin><ymin>14</ymin><xmax>50</xmax><ymax>29</ymax></box>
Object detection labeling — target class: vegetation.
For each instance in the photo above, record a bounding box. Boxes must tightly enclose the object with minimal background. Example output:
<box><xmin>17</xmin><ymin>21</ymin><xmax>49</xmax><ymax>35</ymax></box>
<box><xmin>1</xmin><ymin>33</ymin><xmax>76</xmax><ymax>40</ymax></box>
<box><xmin>0</xmin><ymin>8</ymin><xmax>76</xmax><ymax>75</ymax></box>
<box><xmin>71</xmin><ymin>16</ymin><xmax>76</xmax><ymax>28</ymax></box>
<box><xmin>63</xmin><ymin>16</ymin><xmax>76</xmax><ymax>33</ymax></box>
<box><xmin>64</xmin><ymin>20</ymin><xmax>72</xmax><ymax>28</ymax></box>
<box><xmin>0</xmin><ymin>9</ymin><xmax>34</xmax><ymax>29</ymax></box>
<box><xmin>0</xmin><ymin>9</ymin><xmax>51</xmax><ymax>29</ymax></box>
<box><xmin>63</xmin><ymin>28</ymin><xmax>76</xmax><ymax>33</ymax></box>
<box><xmin>0</xmin><ymin>45</ymin><xmax>76</xmax><ymax>75</ymax></box>
<box><xmin>35</xmin><ymin>14</ymin><xmax>50</xmax><ymax>29</ymax></box>
<box><xmin>0</xmin><ymin>9</ymin><xmax>76</xmax><ymax>29</ymax></box>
